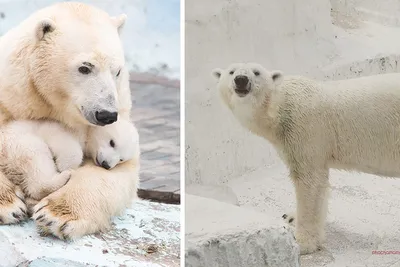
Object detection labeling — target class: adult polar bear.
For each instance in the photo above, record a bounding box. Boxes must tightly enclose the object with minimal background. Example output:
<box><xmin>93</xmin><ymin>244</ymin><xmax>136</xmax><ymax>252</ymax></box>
<box><xmin>212</xmin><ymin>63</ymin><xmax>400</xmax><ymax>254</ymax></box>
<box><xmin>0</xmin><ymin>2</ymin><xmax>139</xmax><ymax>239</ymax></box>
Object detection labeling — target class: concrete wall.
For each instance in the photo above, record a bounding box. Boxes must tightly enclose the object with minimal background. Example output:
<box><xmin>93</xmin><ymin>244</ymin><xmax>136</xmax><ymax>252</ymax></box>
<box><xmin>185</xmin><ymin>0</ymin><xmax>337</xmax><ymax>185</ymax></box>
<box><xmin>355</xmin><ymin>0</ymin><xmax>400</xmax><ymax>17</ymax></box>
<box><xmin>0</xmin><ymin>0</ymin><xmax>180</xmax><ymax>78</ymax></box>
<box><xmin>331</xmin><ymin>0</ymin><xmax>400</xmax><ymax>26</ymax></box>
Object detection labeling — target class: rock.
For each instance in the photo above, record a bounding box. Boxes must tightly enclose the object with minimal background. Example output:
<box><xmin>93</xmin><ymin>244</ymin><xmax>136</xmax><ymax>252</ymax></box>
<box><xmin>185</xmin><ymin>194</ymin><xmax>300</xmax><ymax>267</ymax></box>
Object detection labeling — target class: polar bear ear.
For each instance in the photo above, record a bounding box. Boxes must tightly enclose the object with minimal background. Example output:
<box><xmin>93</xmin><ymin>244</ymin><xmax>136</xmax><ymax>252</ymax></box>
<box><xmin>212</xmin><ymin>68</ymin><xmax>223</xmax><ymax>80</ymax></box>
<box><xmin>111</xmin><ymin>14</ymin><xmax>127</xmax><ymax>33</ymax></box>
<box><xmin>35</xmin><ymin>18</ymin><xmax>56</xmax><ymax>41</ymax></box>
<box><xmin>271</xmin><ymin>71</ymin><xmax>283</xmax><ymax>84</ymax></box>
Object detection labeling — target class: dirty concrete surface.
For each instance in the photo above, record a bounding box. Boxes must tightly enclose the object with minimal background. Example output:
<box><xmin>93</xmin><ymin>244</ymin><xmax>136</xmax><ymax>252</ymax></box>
<box><xmin>130</xmin><ymin>79</ymin><xmax>180</xmax><ymax>204</ymax></box>
<box><xmin>2</xmin><ymin>200</ymin><xmax>180</xmax><ymax>267</ymax></box>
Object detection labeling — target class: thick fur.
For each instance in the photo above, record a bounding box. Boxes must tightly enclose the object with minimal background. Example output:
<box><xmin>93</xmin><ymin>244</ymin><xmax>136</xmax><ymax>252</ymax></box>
<box><xmin>87</xmin><ymin>118</ymin><xmax>140</xmax><ymax>169</ymax></box>
<box><xmin>213</xmin><ymin>62</ymin><xmax>400</xmax><ymax>254</ymax></box>
<box><xmin>0</xmin><ymin>120</ymin><xmax>82</xmax><ymax>203</ymax></box>
<box><xmin>0</xmin><ymin>118</ymin><xmax>139</xmax><ymax>215</ymax></box>
<box><xmin>0</xmin><ymin>2</ymin><xmax>139</xmax><ymax>239</ymax></box>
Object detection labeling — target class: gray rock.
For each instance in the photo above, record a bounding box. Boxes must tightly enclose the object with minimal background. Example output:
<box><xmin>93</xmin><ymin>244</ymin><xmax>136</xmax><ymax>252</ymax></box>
<box><xmin>185</xmin><ymin>194</ymin><xmax>300</xmax><ymax>267</ymax></box>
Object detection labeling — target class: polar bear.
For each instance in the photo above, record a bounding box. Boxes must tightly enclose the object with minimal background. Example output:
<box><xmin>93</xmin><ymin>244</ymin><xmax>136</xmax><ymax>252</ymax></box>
<box><xmin>212</xmin><ymin>62</ymin><xmax>400</xmax><ymax>254</ymax></box>
<box><xmin>0</xmin><ymin>118</ymin><xmax>139</xmax><ymax>217</ymax></box>
<box><xmin>86</xmin><ymin>118</ymin><xmax>140</xmax><ymax>170</ymax></box>
<box><xmin>0</xmin><ymin>2</ymin><xmax>139</xmax><ymax>239</ymax></box>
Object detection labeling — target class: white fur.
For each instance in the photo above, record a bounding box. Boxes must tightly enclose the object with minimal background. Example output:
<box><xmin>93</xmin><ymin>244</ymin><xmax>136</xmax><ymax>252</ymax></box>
<box><xmin>0</xmin><ymin>118</ymin><xmax>138</xmax><ymax>214</ymax></box>
<box><xmin>0</xmin><ymin>120</ymin><xmax>82</xmax><ymax>203</ymax></box>
<box><xmin>0</xmin><ymin>2</ymin><xmax>139</xmax><ymax>238</ymax></box>
<box><xmin>87</xmin><ymin>118</ymin><xmax>140</xmax><ymax>169</ymax></box>
<box><xmin>213</xmin><ymin>62</ymin><xmax>400</xmax><ymax>254</ymax></box>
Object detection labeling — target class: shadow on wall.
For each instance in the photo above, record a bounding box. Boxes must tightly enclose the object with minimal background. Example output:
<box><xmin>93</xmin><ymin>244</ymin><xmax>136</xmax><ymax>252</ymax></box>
<box><xmin>0</xmin><ymin>0</ymin><xmax>180</xmax><ymax>78</ymax></box>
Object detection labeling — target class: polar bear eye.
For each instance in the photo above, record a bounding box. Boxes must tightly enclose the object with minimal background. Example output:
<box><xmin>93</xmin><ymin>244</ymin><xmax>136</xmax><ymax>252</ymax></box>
<box><xmin>229</xmin><ymin>70</ymin><xmax>234</xmax><ymax>75</ymax></box>
<box><xmin>110</xmin><ymin>140</ymin><xmax>115</xmax><ymax>148</ymax></box>
<box><xmin>78</xmin><ymin>66</ymin><xmax>91</xmax><ymax>75</ymax></box>
<box><xmin>116</xmin><ymin>69</ymin><xmax>121</xmax><ymax>77</ymax></box>
<box><xmin>253</xmin><ymin>70</ymin><xmax>260</xmax><ymax>76</ymax></box>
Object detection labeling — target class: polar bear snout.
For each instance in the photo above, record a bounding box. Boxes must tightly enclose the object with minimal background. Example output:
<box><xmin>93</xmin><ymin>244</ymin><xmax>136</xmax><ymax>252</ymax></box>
<box><xmin>234</xmin><ymin>75</ymin><xmax>251</xmax><ymax>97</ymax></box>
<box><xmin>100</xmin><ymin>160</ymin><xmax>111</xmax><ymax>170</ymax></box>
<box><xmin>234</xmin><ymin>75</ymin><xmax>249</xmax><ymax>87</ymax></box>
<box><xmin>95</xmin><ymin>110</ymin><xmax>118</xmax><ymax>126</ymax></box>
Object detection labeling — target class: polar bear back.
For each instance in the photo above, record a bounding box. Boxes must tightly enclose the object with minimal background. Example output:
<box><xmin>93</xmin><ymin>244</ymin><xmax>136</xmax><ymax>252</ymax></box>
<box><xmin>275</xmin><ymin>73</ymin><xmax>400</xmax><ymax>176</ymax></box>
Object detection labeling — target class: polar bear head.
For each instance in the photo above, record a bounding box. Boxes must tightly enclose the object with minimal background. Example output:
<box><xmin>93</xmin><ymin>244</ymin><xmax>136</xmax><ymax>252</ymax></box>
<box><xmin>87</xmin><ymin>118</ymin><xmax>140</xmax><ymax>169</ymax></box>
<box><xmin>212</xmin><ymin>63</ymin><xmax>283</xmax><ymax>109</ymax></box>
<box><xmin>29</xmin><ymin>3</ymin><xmax>128</xmax><ymax>126</ymax></box>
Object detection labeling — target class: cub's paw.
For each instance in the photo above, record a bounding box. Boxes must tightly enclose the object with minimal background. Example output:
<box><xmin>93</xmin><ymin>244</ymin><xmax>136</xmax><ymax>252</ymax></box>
<box><xmin>53</xmin><ymin>170</ymin><xmax>73</xmax><ymax>188</ymax></box>
<box><xmin>0</xmin><ymin>186</ymin><xmax>28</xmax><ymax>224</ymax></box>
<box><xmin>282</xmin><ymin>212</ymin><xmax>295</xmax><ymax>227</ymax></box>
<box><xmin>32</xmin><ymin>195</ymin><xmax>101</xmax><ymax>240</ymax></box>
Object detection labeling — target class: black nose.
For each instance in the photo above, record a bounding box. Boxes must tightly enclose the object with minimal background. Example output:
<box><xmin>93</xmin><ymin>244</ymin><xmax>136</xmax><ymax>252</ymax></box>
<box><xmin>234</xmin><ymin>75</ymin><xmax>249</xmax><ymax>87</ymax></box>
<box><xmin>101</xmin><ymin>161</ymin><xmax>111</xmax><ymax>170</ymax></box>
<box><xmin>95</xmin><ymin>110</ymin><xmax>118</xmax><ymax>125</ymax></box>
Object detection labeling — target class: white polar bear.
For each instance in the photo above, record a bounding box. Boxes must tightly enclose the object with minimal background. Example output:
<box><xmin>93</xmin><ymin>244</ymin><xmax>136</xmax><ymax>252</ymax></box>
<box><xmin>0</xmin><ymin>118</ymin><xmax>139</xmax><ymax>217</ymax></box>
<box><xmin>0</xmin><ymin>2</ymin><xmax>139</xmax><ymax>239</ymax></box>
<box><xmin>212</xmin><ymin>62</ymin><xmax>400</xmax><ymax>254</ymax></box>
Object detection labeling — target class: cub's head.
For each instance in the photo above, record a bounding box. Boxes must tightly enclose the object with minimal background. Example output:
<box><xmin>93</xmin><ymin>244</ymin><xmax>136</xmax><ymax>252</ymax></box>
<box><xmin>212</xmin><ymin>63</ymin><xmax>283</xmax><ymax>109</ymax></box>
<box><xmin>87</xmin><ymin>118</ymin><xmax>139</xmax><ymax>170</ymax></box>
<box><xmin>30</xmin><ymin>3</ymin><xmax>128</xmax><ymax>126</ymax></box>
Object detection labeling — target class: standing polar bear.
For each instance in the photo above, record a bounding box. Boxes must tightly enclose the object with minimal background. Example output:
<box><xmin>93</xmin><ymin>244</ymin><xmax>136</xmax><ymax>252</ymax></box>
<box><xmin>0</xmin><ymin>2</ymin><xmax>139</xmax><ymax>239</ymax></box>
<box><xmin>212</xmin><ymin>62</ymin><xmax>400</xmax><ymax>254</ymax></box>
<box><xmin>0</xmin><ymin>118</ymin><xmax>139</xmax><ymax>216</ymax></box>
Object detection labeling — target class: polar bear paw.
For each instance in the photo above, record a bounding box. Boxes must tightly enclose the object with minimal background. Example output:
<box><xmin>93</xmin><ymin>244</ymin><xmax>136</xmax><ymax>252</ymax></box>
<box><xmin>295</xmin><ymin>231</ymin><xmax>321</xmax><ymax>255</ymax></box>
<box><xmin>32</xmin><ymin>191</ymin><xmax>105</xmax><ymax>240</ymax></box>
<box><xmin>0</xmin><ymin>186</ymin><xmax>28</xmax><ymax>224</ymax></box>
<box><xmin>282</xmin><ymin>212</ymin><xmax>324</xmax><ymax>254</ymax></box>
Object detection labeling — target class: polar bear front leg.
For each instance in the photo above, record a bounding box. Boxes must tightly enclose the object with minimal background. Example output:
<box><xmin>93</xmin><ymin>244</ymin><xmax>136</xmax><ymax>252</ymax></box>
<box><xmin>289</xmin><ymin>168</ymin><xmax>330</xmax><ymax>254</ymax></box>
<box><xmin>0</xmin><ymin>172</ymin><xmax>28</xmax><ymax>224</ymax></box>
<box><xmin>32</xmin><ymin>159</ymin><xmax>139</xmax><ymax>239</ymax></box>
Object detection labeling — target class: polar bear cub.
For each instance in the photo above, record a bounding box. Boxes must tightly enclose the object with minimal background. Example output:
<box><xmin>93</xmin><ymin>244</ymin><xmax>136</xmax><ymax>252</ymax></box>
<box><xmin>0</xmin><ymin>118</ymin><xmax>139</xmax><ymax>204</ymax></box>
<box><xmin>212</xmin><ymin>62</ymin><xmax>400</xmax><ymax>254</ymax></box>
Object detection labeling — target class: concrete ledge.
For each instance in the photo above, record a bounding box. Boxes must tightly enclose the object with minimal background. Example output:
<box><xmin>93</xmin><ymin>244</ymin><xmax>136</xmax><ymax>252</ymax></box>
<box><xmin>1</xmin><ymin>200</ymin><xmax>180</xmax><ymax>267</ymax></box>
<box><xmin>129</xmin><ymin>72</ymin><xmax>180</xmax><ymax>89</ymax></box>
<box><xmin>185</xmin><ymin>194</ymin><xmax>299</xmax><ymax>267</ymax></box>
<box><xmin>185</xmin><ymin>184</ymin><xmax>239</xmax><ymax>206</ymax></box>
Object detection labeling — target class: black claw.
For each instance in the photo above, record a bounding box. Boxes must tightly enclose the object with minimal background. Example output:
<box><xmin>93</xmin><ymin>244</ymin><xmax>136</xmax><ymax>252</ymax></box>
<box><xmin>38</xmin><ymin>227</ymin><xmax>49</xmax><ymax>237</ymax></box>
<box><xmin>289</xmin><ymin>218</ymin><xmax>294</xmax><ymax>223</ymax></box>
<box><xmin>20</xmin><ymin>207</ymin><xmax>27</xmax><ymax>215</ymax></box>
<box><xmin>46</xmin><ymin>221</ymin><xmax>53</xmax><ymax>227</ymax></box>
<box><xmin>282</xmin><ymin>214</ymin><xmax>287</xmax><ymax>219</ymax></box>
<box><xmin>60</xmin><ymin>222</ymin><xmax>68</xmax><ymax>232</ymax></box>
<box><xmin>36</xmin><ymin>215</ymin><xmax>44</xmax><ymax>221</ymax></box>
<box><xmin>12</xmin><ymin>213</ymin><xmax>20</xmax><ymax>219</ymax></box>
<box><xmin>35</xmin><ymin>204</ymin><xmax>48</xmax><ymax>214</ymax></box>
